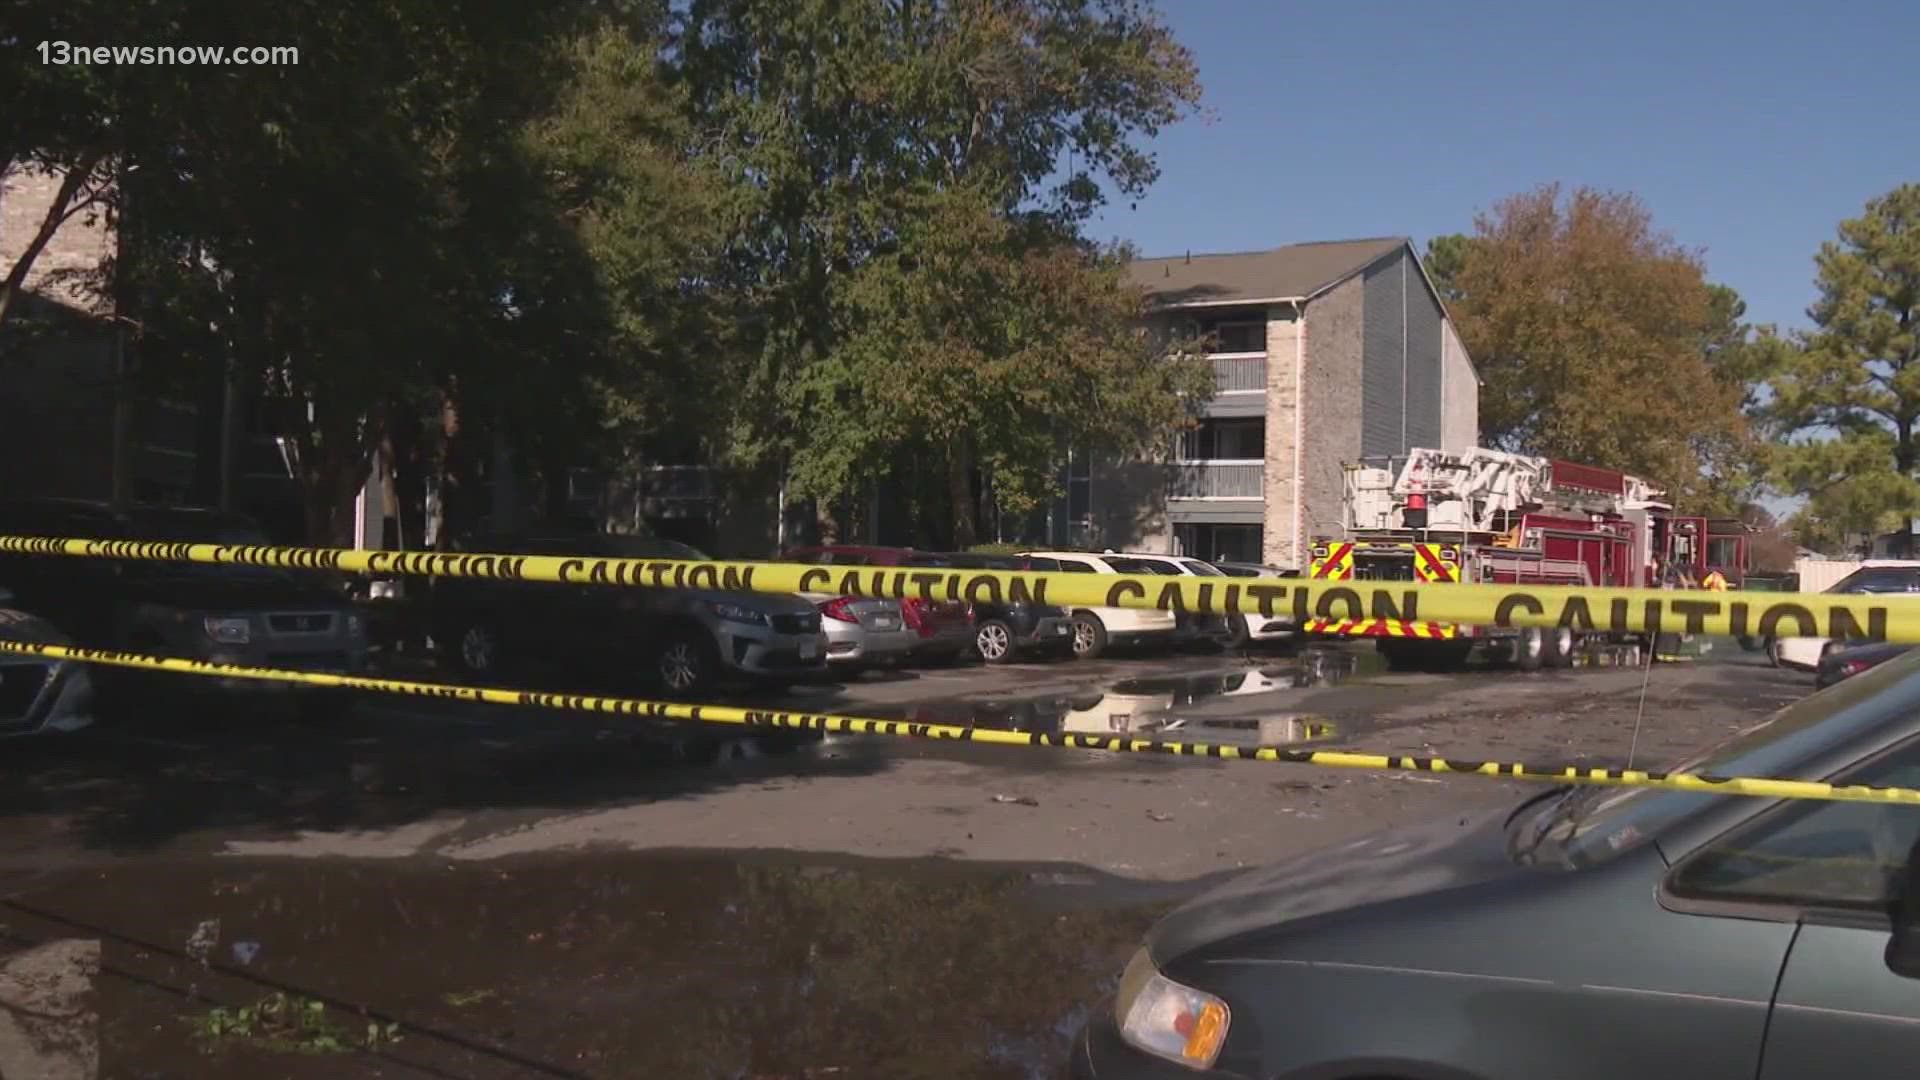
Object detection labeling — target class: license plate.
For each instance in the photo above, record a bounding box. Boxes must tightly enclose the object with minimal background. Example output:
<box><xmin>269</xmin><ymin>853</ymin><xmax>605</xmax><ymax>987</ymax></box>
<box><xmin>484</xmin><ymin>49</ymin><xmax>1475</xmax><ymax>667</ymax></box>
<box><xmin>800</xmin><ymin>640</ymin><xmax>818</xmax><ymax>659</ymax></box>
<box><xmin>872</xmin><ymin>616</ymin><xmax>899</xmax><ymax>630</ymax></box>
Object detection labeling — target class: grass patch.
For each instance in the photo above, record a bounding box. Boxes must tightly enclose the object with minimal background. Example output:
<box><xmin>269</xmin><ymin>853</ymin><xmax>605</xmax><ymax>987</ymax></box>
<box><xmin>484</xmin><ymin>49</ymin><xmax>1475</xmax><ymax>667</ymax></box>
<box><xmin>185</xmin><ymin>992</ymin><xmax>403</xmax><ymax>1055</ymax></box>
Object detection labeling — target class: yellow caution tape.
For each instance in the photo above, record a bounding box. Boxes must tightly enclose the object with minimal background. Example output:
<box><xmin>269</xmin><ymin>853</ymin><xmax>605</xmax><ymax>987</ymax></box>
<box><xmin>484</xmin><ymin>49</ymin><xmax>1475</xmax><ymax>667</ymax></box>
<box><xmin>2</xmin><ymin>534</ymin><xmax>1915</xmax><ymax>641</ymax></box>
<box><xmin>7</xmin><ymin>638</ymin><xmax>1919</xmax><ymax>806</ymax></box>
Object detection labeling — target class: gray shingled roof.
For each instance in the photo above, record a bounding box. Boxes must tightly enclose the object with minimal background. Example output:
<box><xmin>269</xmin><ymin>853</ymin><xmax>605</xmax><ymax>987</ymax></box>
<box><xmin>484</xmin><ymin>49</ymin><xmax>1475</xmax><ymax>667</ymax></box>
<box><xmin>1127</xmin><ymin>236</ymin><xmax>1409</xmax><ymax>308</ymax></box>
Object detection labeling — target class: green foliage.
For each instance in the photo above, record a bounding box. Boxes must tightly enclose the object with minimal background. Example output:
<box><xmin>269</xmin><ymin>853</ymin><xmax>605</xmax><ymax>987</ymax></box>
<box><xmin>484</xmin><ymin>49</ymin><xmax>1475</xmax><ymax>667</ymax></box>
<box><xmin>674</xmin><ymin>0</ymin><xmax>1204</xmax><ymax>541</ymax></box>
<box><xmin>1421</xmin><ymin>233</ymin><xmax>1476</xmax><ymax>307</ymax></box>
<box><xmin>1764</xmin><ymin>183</ymin><xmax>1920</xmax><ymax>546</ymax></box>
<box><xmin>186</xmin><ymin>992</ymin><xmax>398</xmax><ymax>1055</ymax></box>
<box><xmin>1432</xmin><ymin>184</ymin><xmax>1754</xmax><ymax>508</ymax></box>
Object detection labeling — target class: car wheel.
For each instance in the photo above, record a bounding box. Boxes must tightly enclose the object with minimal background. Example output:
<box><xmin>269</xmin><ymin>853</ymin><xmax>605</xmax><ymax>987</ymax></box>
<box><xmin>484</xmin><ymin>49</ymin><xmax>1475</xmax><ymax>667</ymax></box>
<box><xmin>656</xmin><ymin>630</ymin><xmax>719</xmax><ymax>696</ymax></box>
<box><xmin>1543</xmin><ymin>626</ymin><xmax>1575</xmax><ymax>668</ymax></box>
<box><xmin>1515</xmin><ymin>627</ymin><xmax>1545</xmax><ymax>671</ymax></box>
<box><xmin>453</xmin><ymin>622</ymin><xmax>503</xmax><ymax>679</ymax></box>
<box><xmin>974</xmin><ymin>620</ymin><xmax>1016</xmax><ymax>664</ymax></box>
<box><xmin>1220</xmin><ymin>613</ymin><xmax>1251</xmax><ymax>649</ymax></box>
<box><xmin>1069</xmin><ymin>613</ymin><xmax>1108</xmax><ymax>660</ymax></box>
<box><xmin>1766</xmin><ymin>636</ymin><xmax>1782</xmax><ymax>668</ymax></box>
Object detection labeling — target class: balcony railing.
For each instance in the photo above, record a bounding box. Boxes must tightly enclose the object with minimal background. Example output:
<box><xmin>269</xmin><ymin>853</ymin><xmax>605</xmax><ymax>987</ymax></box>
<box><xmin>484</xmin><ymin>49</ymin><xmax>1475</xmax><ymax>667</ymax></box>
<box><xmin>1211</xmin><ymin>353</ymin><xmax>1266</xmax><ymax>394</ymax></box>
<box><xmin>1169</xmin><ymin>460</ymin><xmax>1264</xmax><ymax>500</ymax></box>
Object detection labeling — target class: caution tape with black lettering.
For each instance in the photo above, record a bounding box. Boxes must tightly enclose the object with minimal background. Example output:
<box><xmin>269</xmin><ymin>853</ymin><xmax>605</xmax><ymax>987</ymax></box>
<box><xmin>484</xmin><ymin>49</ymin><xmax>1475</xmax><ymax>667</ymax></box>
<box><xmin>1</xmin><ymin>534</ymin><xmax>1914</xmax><ymax>643</ymax></box>
<box><xmin>7</xmin><ymin>638</ymin><xmax>1920</xmax><ymax>807</ymax></box>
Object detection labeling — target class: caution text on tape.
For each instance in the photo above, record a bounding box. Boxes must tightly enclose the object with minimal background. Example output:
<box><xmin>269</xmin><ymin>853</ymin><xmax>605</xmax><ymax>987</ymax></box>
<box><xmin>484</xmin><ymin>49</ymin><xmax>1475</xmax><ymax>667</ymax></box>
<box><xmin>6</xmin><ymin>638</ymin><xmax>1919</xmax><ymax>807</ymax></box>
<box><xmin>0</xmin><ymin>535</ymin><xmax>1914</xmax><ymax>643</ymax></box>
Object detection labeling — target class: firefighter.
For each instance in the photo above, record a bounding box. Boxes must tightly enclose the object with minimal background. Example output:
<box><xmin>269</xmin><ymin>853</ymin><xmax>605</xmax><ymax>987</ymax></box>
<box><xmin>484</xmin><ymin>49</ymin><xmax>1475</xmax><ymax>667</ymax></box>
<box><xmin>1702</xmin><ymin>567</ymin><xmax>1730</xmax><ymax>591</ymax></box>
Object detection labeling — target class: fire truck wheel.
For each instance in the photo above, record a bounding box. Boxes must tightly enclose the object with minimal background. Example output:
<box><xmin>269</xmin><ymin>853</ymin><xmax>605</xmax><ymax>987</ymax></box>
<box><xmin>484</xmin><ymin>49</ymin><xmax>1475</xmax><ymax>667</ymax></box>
<box><xmin>1544</xmin><ymin>626</ymin><xmax>1576</xmax><ymax>668</ymax></box>
<box><xmin>1515</xmin><ymin>627</ymin><xmax>1546</xmax><ymax>671</ymax></box>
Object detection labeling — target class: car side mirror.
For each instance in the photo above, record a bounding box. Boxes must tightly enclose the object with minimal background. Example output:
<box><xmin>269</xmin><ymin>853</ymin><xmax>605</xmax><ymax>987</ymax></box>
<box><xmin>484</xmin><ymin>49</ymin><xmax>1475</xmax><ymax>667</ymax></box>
<box><xmin>1886</xmin><ymin>838</ymin><xmax>1920</xmax><ymax>979</ymax></box>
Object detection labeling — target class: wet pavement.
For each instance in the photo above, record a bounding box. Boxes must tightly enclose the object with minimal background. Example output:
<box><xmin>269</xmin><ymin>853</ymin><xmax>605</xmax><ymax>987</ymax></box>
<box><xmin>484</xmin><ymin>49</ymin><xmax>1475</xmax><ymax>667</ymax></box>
<box><xmin>0</xmin><ymin>639</ymin><xmax>1816</xmax><ymax>1077</ymax></box>
<box><xmin>2</xmin><ymin>853</ymin><xmax>1166</xmax><ymax>1080</ymax></box>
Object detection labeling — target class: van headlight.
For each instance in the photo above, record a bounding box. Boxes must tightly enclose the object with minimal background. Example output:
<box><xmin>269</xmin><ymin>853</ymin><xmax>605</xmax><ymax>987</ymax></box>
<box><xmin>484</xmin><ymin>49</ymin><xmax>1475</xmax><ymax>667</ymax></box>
<box><xmin>1113</xmin><ymin>948</ymin><xmax>1230</xmax><ymax>1070</ymax></box>
<box><xmin>203</xmin><ymin>616</ymin><xmax>251</xmax><ymax>645</ymax></box>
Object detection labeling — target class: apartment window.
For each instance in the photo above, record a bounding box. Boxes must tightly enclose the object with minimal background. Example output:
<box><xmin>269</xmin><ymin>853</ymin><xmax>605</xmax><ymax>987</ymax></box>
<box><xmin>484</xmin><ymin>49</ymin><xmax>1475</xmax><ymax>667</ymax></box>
<box><xmin>1067</xmin><ymin>448</ymin><xmax>1091</xmax><ymax>523</ymax></box>
<box><xmin>1175</xmin><ymin>524</ymin><xmax>1263</xmax><ymax>564</ymax></box>
<box><xmin>1181</xmin><ymin>419</ymin><xmax>1265</xmax><ymax>461</ymax></box>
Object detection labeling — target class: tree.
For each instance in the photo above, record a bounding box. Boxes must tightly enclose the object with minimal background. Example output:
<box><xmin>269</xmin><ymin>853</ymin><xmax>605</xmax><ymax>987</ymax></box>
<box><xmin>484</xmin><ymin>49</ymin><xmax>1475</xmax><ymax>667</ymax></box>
<box><xmin>671</xmin><ymin>0</ymin><xmax>1203</xmax><ymax>537</ymax></box>
<box><xmin>1429</xmin><ymin>184</ymin><xmax>1748</xmax><ymax>503</ymax></box>
<box><xmin>1765</xmin><ymin>183</ymin><xmax>1920</xmax><ymax>552</ymax></box>
<box><xmin>1421</xmin><ymin>233</ymin><xmax>1476</xmax><ymax>307</ymax></box>
<box><xmin>794</xmin><ymin>187</ymin><xmax>1210</xmax><ymax>545</ymax></box>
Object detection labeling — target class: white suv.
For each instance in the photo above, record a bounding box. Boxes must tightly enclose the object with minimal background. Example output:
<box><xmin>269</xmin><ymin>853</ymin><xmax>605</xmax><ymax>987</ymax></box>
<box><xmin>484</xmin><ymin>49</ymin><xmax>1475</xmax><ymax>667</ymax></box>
<box><xmin>1772</xmin><ymin>560</ymin><xmax>1920</xmax><ymax>671</ymax></box>
<box><xmin>1109</xmin><ymin>551</ymin><xmax>1249</xmax><ymax>645</ymax></box>
<box><xmin>1017</xmin><ymin>551</ymin><xmax>1179</xmax><ymax>660</ymax></box>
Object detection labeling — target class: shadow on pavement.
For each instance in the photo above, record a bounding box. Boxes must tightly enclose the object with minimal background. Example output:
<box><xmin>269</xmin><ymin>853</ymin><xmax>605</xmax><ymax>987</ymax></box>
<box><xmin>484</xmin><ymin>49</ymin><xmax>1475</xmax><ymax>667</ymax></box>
<box><xmin>0</xmin><ymin>686</ymin><xmax>899</xmax><ymax>854</ymax></box>
<box><xmin>3</xmin><ymin>850</ymin><xmax>1193</xmax><ymax>1079</ymax></box>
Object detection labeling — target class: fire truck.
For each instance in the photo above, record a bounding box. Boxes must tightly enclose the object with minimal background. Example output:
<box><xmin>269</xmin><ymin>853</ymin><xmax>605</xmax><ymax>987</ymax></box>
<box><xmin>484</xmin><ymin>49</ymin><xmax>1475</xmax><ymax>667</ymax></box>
<box><xmin>1302</xmin><ymin>447</ymin><xmax>1751</xmax><ymax>670</ymax></box>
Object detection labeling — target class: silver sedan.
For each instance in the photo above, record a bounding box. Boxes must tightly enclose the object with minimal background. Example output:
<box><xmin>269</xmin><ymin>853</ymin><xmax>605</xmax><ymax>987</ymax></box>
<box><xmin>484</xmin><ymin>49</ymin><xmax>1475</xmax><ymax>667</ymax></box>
<box><xmin>810</xmin><ymin>595</ymin><xmax>917</xmax><ymax>672</ymax></box>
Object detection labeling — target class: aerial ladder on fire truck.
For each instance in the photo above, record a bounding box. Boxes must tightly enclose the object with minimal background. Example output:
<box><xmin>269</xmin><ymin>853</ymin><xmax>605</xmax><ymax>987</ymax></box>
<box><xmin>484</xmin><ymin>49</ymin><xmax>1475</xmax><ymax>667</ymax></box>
<box><xmin>1303</xmin><ymin>447</ymin><xmax>1750</xmax><ymax>671</ymax></box>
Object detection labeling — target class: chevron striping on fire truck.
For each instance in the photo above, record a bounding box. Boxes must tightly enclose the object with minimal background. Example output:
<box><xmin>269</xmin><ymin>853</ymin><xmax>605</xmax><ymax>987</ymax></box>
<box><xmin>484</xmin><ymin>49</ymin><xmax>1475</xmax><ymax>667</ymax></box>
<box><xmin>1302</xmin><ymin>446</ymin><xmax>1752</xmax><ymax>670</ymax></box>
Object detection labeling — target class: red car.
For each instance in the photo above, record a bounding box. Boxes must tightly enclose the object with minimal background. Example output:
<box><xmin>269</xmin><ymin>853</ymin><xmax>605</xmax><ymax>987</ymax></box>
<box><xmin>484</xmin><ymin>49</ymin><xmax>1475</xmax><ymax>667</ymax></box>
<box><xmin>780</xmin><ymin>546</ymin><xmax>976</xmax><ymax>665</ymax></box>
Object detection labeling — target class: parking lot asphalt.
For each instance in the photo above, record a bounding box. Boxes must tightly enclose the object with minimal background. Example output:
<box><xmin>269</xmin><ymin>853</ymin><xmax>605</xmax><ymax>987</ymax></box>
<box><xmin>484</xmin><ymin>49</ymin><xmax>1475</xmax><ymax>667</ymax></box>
<box><xmin>0</xmin><ymin>639</ymin><xmax>1816</xmax><ymax>1078</ymax></box>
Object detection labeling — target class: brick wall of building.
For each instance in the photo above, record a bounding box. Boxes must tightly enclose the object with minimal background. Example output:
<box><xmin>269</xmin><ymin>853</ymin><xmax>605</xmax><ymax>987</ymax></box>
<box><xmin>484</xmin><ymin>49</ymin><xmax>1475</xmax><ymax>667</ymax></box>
<box><xmin>1441</xmin><ymin>318</ymin><xmax>1479</xmax><ymax>451</ymax></box>
<box><xmin>1298</xmin><ymin>274</ymin><xmax>1365</xmax><ymax>554</ymax></box>
<box><xmin>1261</xmin><ymin>306</ymin><xmax>1301</xmax><ymax>568</ymax></box>
<box><xmin>1</xmin><ymin>166</ymin><xmax>116</xmax><ymax>314</ymax></box>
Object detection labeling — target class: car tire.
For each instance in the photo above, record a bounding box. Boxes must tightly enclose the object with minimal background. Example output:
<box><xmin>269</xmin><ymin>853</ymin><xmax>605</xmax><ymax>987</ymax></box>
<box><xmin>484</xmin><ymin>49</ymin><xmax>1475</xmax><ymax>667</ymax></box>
<box><xmin>1766</xmin><ymin>636</ymin><xmax>1782</xmax><ymax>667</ymax></box>
<box><xmin>1542</xmin><ymin>626</ymin><xmax>1576</xmax><ymax>668</ymax></box>
<box><xmin>1515</xmin><ymin>627</ymin><xmax>1546</xmax><ymax>671</ymax></box>
<box><xmin>973</xmin><ymin>619</ymin><xmax>1018</xmax><ymax>665</ymax></box>
<box><xmin>1221</xmin><ymin>613</ymin><xmax>1251</xmax><ymax>649</ymax></box>
<box><xmin>655</xmin><ymin>628</ymin><xmax>720</xmax><ymax>696</ymax></box>
<box><xmin>1069</xmin><ymin>613</ymin><xmax>1108</xmax><ymax>660</ymax></box>
<box><xmin>451</xmin><ymin>621</ymin><xmax>505</xmax><ymax>680</ymax></box>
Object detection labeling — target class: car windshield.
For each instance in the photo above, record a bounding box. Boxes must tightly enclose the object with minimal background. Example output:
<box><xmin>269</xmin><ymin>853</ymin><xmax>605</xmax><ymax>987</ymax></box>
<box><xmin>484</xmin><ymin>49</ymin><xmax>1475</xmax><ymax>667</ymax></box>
<box><xmin>128</xmin><ymin>517</ymin><xmax>290</xmax><ymax>581</ymax></box>
<box><xmin>1514</xmin><ymin>648</ymin><xmax>1920</xmax><ymax>868</ymax></box>
<box><xmin>1179</xmin><ymin>559</ymin><xmax>1223</xmax><ymax>576</ymax></box>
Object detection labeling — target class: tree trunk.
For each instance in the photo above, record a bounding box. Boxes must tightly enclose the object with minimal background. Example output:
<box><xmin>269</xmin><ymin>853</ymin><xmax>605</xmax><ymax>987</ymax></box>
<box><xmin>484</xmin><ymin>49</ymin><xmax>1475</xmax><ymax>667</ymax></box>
<box><xmin>948</xmin><ymin>438</ymin><xmax>977</xmax><ymax>550</ymax></box>
<box><xmin>0</xmin><ymin>155</ymin><xmax>104</xmax><ymax>330</ymax></box>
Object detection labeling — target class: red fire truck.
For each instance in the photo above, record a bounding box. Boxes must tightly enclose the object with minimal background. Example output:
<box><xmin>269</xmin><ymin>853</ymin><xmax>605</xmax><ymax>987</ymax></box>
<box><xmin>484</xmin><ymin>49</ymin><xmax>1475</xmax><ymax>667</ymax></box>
<box><xmin>1302</xmin><ymin>447</ymin><xmax>1750</xmax><ymax>669</ymax></box>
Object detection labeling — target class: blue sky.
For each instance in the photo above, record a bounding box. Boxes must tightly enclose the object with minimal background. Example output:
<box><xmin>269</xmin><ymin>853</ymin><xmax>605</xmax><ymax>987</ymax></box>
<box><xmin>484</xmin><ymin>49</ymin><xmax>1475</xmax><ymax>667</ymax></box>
<box><xmin>1090</xmin><ymin>0</ymin><xmax>1918</xmax><ymax>334</ymax></box>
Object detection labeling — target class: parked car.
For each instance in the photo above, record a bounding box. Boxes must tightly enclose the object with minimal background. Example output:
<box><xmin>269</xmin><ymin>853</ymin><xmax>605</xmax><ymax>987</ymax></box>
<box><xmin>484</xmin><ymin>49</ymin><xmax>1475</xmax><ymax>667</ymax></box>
<box><xmin>1017</xmin><ymin>550</ymin><xmax>1180</xmax><ymax>660</ymax></box>
<box><xmin>781</xmin><ymin>545</ymin><xmax>972</xmax><ymax>666</ymax></box>
<box><xmin>1772</xmin><ymin>560</ymin><xmax>1920</xmax><ymax>670</ymax></box>
<box><xmin>0</xmin><ymin>587</ymin><xmax>96</xmax><ymax>737</ymax></box>
<box><xmin>917</xmin><ymin>551</ymin><xmax>1076</xmax><ymax>664</ymax></box>
<box><xmin>1074</xmin><ymin>647</ymin><xmax>1920</xmax><ymax>1079</ymax></box>
<box><xmin>814</xmin><ymin>594</ymin><xmax>915</xmax><ymax>671</ymax></box>
<box><xmin>432</xmin><ymin>529</ymin><xmax>827</xmax><ymax>696</ymax></box>
<box><xmin>1106</xmin><ymin>552</ymin><xmax>1238</xmax><ymax>645</ymax></box>
<box><xmin>1818</xmin><ymin>640</ymin><xmax>1914</xmax><ymax>688</ymax></box>
<box><xmin>1204</xmin><ymin>560</ymin><xmax>1299</xmax><ymax>643</ymax></box>
<box><xmin>0</xmin><ymin>497</ymin><xmax>368</xmax><ymax>721</ymax></box>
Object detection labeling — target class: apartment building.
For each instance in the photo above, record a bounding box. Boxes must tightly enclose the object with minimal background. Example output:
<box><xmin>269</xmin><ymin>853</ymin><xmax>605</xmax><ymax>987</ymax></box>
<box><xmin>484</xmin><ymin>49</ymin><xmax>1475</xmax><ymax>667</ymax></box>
<box><xmin>1096</xmin><ymin>236</ymin><xmax>1481</xmax><ymax>569</ymax></box>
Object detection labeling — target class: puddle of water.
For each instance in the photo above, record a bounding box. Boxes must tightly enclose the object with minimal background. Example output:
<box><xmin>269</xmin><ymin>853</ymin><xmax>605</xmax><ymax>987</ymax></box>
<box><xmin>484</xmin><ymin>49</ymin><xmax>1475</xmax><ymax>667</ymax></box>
<box><xmin>9</xmin><ymin>854</ymin><xmax>1159</xmax><ymax>1079</ymax></box>
<box><xmin>876</xmin><ymin>652</ymin><xmax>1370</xmax><ymax>743</ymax></box>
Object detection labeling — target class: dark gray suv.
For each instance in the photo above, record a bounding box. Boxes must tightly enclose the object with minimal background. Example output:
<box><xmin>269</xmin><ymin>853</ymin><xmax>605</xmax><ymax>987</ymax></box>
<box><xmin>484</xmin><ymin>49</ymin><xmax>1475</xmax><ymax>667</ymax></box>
<box><xmin>430</xmin><ymin>529</ymin><xmax>828</xmax><ymax>696</ymax></box>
